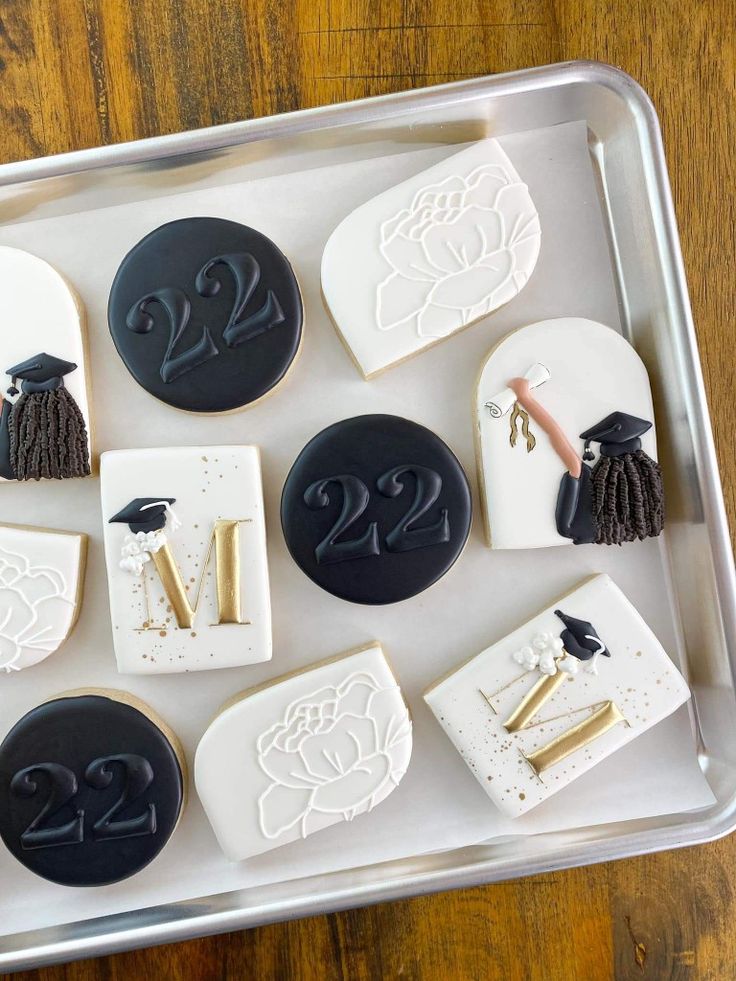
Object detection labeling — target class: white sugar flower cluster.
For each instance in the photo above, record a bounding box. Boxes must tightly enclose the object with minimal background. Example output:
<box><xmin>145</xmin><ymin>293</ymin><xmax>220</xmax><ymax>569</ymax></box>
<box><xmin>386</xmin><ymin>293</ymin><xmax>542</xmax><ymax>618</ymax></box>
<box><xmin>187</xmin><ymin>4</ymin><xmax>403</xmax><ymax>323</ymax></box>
<box><xmin>511</xmin><ymin>632</ymin><xmax>579</xmax><ymax>676</ymax></box>
<box><xmin>119</xmin><ymin>530</ymin><xmax>165</xmax><ymax>576</ymax></box>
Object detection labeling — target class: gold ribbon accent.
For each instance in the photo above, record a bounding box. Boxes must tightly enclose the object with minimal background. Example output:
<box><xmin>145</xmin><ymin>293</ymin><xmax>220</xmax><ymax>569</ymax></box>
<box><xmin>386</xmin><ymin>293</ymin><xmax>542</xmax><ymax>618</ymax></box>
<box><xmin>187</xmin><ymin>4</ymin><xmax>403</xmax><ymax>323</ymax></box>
<box><xmin>509</xmin><ymin>401</ymin><xmax>536</xmax><ymax>452</ymax></box>
<box><xmin>522</xmin><ymin>700</ymin><xmax>626</xmax><ymax>775</ymax></box>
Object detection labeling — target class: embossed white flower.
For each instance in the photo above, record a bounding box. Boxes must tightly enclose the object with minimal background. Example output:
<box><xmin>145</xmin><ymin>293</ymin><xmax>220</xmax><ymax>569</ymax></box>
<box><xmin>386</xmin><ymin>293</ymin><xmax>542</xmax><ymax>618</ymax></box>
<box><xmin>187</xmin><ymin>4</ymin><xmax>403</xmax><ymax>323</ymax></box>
<box><xmin>376</xmin><ymin>163</ymin><xmax>541</xmax><ymax>339</ymax></box>
<box><xmin>257</xmin><ymin>672</ymin><xmax>412</xmax><ymax>840</ymax></box>
<box><xmin>0</xmin><ymin>547</ymin><xmax>72</xmax><ymax>673</ymax></box>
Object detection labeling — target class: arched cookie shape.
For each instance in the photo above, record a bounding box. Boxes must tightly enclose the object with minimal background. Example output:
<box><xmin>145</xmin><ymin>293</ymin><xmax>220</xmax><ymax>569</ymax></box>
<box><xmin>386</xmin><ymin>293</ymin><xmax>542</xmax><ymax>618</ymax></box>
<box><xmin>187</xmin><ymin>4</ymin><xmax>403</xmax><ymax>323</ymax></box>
<box><xmin>322</xmin><ymin>140</ymin><xmax>541</xmax><ymax>379</ymax></box>
<box><xmin>195</xmin><ymin>643</ymin><xmax>412</xmax><ymax>861</ymax></box>
<box><xmin>0</xmin><ymin>247</ymin><xmax>92</xmax><ymax>482</ymax></box>
<box><xmin>475</xmin><ymin>318</ymin><xmax>662</xmax><ymax>549</ymax></box>
<box><xmin>0</xmin><ymin>523</ymin><xmax>87</xmax><ymax>673</ymax></box>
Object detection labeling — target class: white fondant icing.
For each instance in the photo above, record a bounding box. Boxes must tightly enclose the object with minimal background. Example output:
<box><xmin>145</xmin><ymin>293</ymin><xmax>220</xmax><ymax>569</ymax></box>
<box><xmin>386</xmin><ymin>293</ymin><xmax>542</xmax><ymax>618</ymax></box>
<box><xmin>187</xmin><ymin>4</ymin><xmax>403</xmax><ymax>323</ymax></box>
<box><xmin>475</xmin><ymin>318</ymin><xmax>658</xmax><ymax>549</ymax></box>
<box><xmin>195</xmin><ymin>644</ymin><xmax>412</xmax><ymax>861</ymax></box>
<box><xmin>424</xmin><ymin>575</ymin><xmax>690</xmax><ymax>818</ymax></box>
<box><xmin>0</xmin><ymin>246</ymin><xmax>92</xmax><ymax>481</ymax></box>
<box><xmin>100</xmin><ymin>445</ymin><xmax>272</xmax><ymax>675</ymax></box>
<box><xmin>322</xmin><ymin>140</ymin><xmax>540</xmax><ymax>378</ymax></box>
<box><xmin>0</xmin><ymin>524</ymin><xmax>85</xmax><ymax>672</ymax></box>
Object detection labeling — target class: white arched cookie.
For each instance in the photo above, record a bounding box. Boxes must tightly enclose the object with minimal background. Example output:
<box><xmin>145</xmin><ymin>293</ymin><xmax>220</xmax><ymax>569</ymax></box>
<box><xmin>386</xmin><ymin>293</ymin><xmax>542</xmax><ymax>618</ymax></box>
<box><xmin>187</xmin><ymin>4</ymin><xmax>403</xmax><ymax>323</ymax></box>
<box><xmin>195</xmin><ymin>643</ymin><xmax>412</xmax><ymax>861</ymax></box>
<box><xmin>0</xmin><ymin>523</ymin><xmax>87</xmax><ymax>673</ymax></box>
<box><xmin>0</xmin><ymin>247</ymin><xmax>92</xmax><ymax>482</ymax></box>
<box><xmin>475</xmin><ymin>318</ymin><xmax>661</xmax><ymax>550</ymax></box>
<box><xmin>322</xmin><ymin>140</ymin><xmax>541</xmax><ymax>378</ymax></box>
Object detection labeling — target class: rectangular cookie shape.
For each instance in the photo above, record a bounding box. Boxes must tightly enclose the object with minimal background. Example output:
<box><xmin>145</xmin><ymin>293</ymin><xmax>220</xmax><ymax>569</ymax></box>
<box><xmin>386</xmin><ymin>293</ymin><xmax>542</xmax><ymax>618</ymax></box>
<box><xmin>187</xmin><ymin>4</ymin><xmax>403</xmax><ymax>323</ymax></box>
<box><xmin>195</xmin><ymin>643</ymin><xmax>412</xmax><ymax>861</ymax></box>
<box><xmin>424</xmin><ymin>575</ymin><xmax>690</xmax><ymax>817</ymax></box>
<box><xmin>101</xmin><ymin>446</ymin><xmax>272</xmax><ymax>674</ymax></box>
<box><xmin>321</xmin><ymin>139</ymin><xmax>540</xmax><ymax>378</ymax></box>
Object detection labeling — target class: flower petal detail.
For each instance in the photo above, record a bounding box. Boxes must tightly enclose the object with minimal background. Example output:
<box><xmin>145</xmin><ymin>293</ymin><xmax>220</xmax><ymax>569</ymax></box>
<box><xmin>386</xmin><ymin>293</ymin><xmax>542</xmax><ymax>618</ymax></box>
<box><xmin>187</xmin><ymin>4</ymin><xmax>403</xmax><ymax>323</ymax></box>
<box><xmin>311</xmin><ymin>753</ymin><xmax>391</xmax><ymax>814</ymax></box>
<box><xmin>464</xmin><ymin>170</ymin><xmax>508</xmax><ymax>208</ymax></box>
<box><xmin>336</xmin><ymin>675</ymin><xmax>377</xmax><ymax>717</ymax></box>
<box><xmin>258</xmin><ymin>782</ymin><xmax>314</xmax><ymax>839</ymax></box>
<box><xmin>379</xmin><ymin>233</ymin><xmax>442</xmax><ymax>282</ymax></box>
<box><xmin>429</xmin><ymin>254</ymin><xmax>509</xmax><ymax>311</ymax></box>
<box><xmin>259</xmin><ymin>744</ymin><xmax>322</xmax><ymax>789</ymax></box>
<box><xmin>416</xmin><ymin>303</ymin><xmax>465</xmax><ymax>338</ymax></box>
<box><xmin>300</xmin><ymin>715</ymin><xmax>376</xmax><ymax>780</ymax></box>
<box><xmin>376</xmin><ymin>272</ymin><xmax>433</xmax><ymax>330</ymax></box>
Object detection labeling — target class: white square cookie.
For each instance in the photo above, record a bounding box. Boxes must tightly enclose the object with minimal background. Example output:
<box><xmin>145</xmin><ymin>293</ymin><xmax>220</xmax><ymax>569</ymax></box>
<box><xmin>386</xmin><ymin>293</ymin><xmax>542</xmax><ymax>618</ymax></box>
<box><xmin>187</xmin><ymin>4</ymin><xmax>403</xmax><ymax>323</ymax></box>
<box><xmin>101</xmin><ymin>445</ymin><xmax>272</xmax><ymax>674</ymax></box>
<box><xmin>424</xmin><ymin>575</ymin><xmax>690</xmax><ymax>817</ymax></box>
<box><xmin>195</xmin><ymin>643</ymin><xmax>412</xmax><ymax>861</ymax></box>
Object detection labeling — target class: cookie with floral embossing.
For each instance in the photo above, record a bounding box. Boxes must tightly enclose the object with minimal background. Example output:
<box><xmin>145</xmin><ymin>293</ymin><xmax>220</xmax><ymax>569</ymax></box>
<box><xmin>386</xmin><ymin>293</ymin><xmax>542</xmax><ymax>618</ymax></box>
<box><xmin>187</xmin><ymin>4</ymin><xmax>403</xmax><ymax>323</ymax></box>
<box><xmin>195</xmin><ymin>643</ymin><xmax>412</xmax><ymax>861</ymax></box>
<box><xmin>322</xmin><ymin>140</ymin><xmax>540</xmax><ymax>378</ymax></box>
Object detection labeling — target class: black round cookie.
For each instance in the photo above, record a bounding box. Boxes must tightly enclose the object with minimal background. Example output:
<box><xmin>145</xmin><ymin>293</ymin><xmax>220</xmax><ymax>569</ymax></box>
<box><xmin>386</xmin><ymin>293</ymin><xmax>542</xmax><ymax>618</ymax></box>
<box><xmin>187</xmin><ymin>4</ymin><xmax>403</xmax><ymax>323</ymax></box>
<box><xmin>0</xmin><ymin>692</ymin><xmax>185</xmax><ymax>887</ymax></box>
<box><xmin>108</xmin><ymin>217</ymin><xmax>303</xmax><ymax>412</ymax></box>
<box><xmin>281</xmin><ymin>414</ymin><xmax>472</xmax><ymax>605</ymax></box>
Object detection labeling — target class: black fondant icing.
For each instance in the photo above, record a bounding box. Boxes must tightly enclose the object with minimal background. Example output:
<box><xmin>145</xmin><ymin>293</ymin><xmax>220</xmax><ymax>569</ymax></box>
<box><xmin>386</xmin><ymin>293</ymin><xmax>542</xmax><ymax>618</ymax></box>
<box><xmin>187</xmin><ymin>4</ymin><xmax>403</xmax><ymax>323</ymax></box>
<box><xmin>554</xmin><ymin>610</ymin><xmax>610</xmax><ymax>661</ymax></box>
<box><xmin>281</xmin><ymin>414</ymin><xmax>472</xmax><ymax>605</ymax></box>
<box><xmin>0</xmin><ymin>694</ymin><xmax>184</xmax><ymax>887</ymax></box>
<box><xmin>108</xmin><ymin>217</ymin><xmax>302</xmax><ymax>412</ymax></box>
<box><xmin>555</xmin><ymin>466</ymin><xmax>596</xmax><ymax>545</ymax></box>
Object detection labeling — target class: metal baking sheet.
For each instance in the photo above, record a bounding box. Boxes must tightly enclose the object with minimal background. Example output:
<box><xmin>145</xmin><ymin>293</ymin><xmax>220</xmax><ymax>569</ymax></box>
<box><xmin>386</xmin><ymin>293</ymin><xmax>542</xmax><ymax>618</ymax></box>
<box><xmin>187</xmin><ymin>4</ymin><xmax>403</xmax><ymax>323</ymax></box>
<box><xmin>0</xmin><ymin>61</ymin><xmax>734</xmax><ymax>970</ymax></box>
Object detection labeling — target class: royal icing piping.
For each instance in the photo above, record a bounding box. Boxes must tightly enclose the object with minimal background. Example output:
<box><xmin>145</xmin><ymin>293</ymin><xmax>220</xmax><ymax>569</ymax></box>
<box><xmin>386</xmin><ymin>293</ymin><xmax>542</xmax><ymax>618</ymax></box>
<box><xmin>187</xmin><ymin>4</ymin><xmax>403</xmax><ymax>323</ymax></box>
<box><xmin>322</xmin><ymin>139</ymin><xmax>540</xmax><ymax>378</ymax></box>
<box><xmin>195</xmin><ymin>644</ymin><xmax>413</xmax><ymax>861</ymax></box>
<box><xmin>0</xmin><ymin>525</ymin><xmax>85</xmax><ymax>673</ymax></box>
<box><xmin>424</xmin><ymin>574</ymin><xmax>691</xmax><ymax>817</ymax></box>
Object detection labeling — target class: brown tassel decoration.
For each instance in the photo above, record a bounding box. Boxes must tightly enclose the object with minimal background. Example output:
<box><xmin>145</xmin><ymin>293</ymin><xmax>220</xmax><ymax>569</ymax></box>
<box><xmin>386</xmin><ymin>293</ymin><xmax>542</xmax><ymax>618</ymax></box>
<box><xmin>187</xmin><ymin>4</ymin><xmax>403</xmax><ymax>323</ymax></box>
<box><xmin>8</xmin><ymin>388</ymin><xmax>90</xmax><ymax>481</ymax></box>
<box><xmin>590</xmin><ymin>448</ymin><xmax>664</xmax><ymax>545</ymax></box>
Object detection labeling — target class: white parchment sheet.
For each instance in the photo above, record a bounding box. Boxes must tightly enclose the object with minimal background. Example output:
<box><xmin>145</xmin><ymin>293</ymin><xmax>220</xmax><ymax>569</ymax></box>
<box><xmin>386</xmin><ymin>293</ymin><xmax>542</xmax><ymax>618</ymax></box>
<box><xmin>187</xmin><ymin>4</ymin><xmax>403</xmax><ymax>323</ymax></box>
<box><xmin>0</xmin><ymin>121</ymin><xmax>714</xmax><ymax>937</ymax></box>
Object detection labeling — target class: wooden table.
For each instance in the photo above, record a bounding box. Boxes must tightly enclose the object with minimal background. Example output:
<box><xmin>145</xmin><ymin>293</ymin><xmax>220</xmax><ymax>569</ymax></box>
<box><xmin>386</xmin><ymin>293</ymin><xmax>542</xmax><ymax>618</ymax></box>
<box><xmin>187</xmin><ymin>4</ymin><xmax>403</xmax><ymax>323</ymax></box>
<box><xmin>1</xmin><ymin>2</ymin><xmax>733</xmax><ymax>978</ymax></box>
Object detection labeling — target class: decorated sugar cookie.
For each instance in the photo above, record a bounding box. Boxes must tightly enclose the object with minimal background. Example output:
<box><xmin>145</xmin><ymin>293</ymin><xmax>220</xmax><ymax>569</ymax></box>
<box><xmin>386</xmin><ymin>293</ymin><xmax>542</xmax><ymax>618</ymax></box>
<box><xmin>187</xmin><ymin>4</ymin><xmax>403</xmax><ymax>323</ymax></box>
<box><xmin>101</xmin><ymin>445</ymin><xmax>272</xmax><ymax>674</ymax></box>
<box><xmin>195</xmin><ymin>643</ymin><xmax>412</xmax><ymax>861</ymax></box>
<box><xmin>0</xmin><ymin>691</ymin><xmax>185</xmax><ymax>886</ymax></box>
<box><xmin>108</xmin><ymin>217</ymin><xmax>303</xmax><ymax>412</ymax></box>
<box><xmin>424</xmin><ymin>575</ymin><xmax>690</xmax><ymax>817</ymax></box>
<box><xmin>0</xmin><ymin>524</ymin><xmax>87</xmax><ymax>674</ymax></box>
<box><xmin>322</xmin><ymin>139</ymin><xmax>540</xmax><ymax>378</ymax></box>
<box><xmin>475</xmin><ymin>318</ymin><xmax>664</xmax><ymax>549</ymax></box>
<box><xmin>0</xmin><ymin>247</ymin><xmax>92</xmax><ymax>481</ymax></box>
<box><xmin>281</xmin><ymin>414</ymin><xmax>472</xmax><ymax>605</ymax></box>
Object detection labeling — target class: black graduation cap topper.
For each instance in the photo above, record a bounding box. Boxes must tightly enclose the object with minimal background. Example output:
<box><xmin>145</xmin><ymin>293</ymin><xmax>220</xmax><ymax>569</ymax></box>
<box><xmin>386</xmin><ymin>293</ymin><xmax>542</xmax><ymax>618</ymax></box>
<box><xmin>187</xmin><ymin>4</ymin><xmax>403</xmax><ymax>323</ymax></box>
<box><xmin>109</xmin><ymin>498</ymin><xmax>176</xmax><ymax>534</ymax></box>
<box><xmin>6</xmin><ymin>352</ymin><xmax>78</xmax><ymax>394</ymax></box>
<box><xmin>580</xmin><ymin>411</ymin><xmax>652</xmax><ymax>461</ymax></box>
<box><xmin>554</xmin><ymin>609</ymin><xmax>611</xmax><ymax>662</ymax></box>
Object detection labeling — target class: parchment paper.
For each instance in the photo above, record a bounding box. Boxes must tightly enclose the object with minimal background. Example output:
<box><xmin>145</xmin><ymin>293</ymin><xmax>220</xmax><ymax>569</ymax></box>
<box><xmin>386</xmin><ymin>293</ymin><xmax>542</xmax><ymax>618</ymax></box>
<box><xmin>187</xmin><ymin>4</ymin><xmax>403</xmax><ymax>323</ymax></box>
<box><xmin>0</xmin><ymin>121</ymin><xmax>714</xmax><ymax>938</ymax></box>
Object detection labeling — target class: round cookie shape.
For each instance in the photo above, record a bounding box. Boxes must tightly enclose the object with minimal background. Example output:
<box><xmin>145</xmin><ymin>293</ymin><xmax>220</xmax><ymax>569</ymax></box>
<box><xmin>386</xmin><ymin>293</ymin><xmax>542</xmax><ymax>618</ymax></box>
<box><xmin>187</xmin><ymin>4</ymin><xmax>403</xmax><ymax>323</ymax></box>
<box><xmin>108</xmin><ymin>217</ymin><xmax>303</xmax><ymax>412</ymax></box>
<box><xmin>0</xmin><ymin>692</ymin><xmax>185</xmax><ymax>886</ymax></box>
<box><xmin>281</xmin><ymin>414</ymin><xmax>472</xmax><ymax>605</ymax></box>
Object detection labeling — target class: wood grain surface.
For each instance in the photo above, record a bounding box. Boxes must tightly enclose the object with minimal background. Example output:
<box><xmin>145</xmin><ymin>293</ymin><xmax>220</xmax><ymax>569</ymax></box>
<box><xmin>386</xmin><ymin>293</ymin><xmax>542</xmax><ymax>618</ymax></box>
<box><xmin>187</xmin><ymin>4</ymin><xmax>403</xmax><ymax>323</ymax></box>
<box><xmin>0</xmin><ymin>1</ymin><xmax>734</xmax><ymax>978</ymax></box>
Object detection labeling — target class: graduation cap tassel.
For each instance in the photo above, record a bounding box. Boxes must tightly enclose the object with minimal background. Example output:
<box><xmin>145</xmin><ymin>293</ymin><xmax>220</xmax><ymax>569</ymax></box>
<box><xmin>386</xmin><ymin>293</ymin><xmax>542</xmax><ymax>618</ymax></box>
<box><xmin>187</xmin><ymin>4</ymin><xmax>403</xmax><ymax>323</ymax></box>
<box><xmin>580</xmin><ymin>412</ymin><xmax>665</xmax><ymax>546</ymax></box>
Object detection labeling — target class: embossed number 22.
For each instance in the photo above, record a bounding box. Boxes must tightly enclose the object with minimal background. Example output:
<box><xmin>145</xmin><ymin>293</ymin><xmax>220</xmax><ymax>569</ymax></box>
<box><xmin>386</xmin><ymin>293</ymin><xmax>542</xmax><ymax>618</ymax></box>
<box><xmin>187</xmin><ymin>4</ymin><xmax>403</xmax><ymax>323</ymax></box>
<box><xmin>11</xmin><ymin>755</ymin><xmax>156</xmax><ymax>851</ymax></box>
<box><xmin>304</xmin><ymin>465</ymin><xmax>450</xmax><ymax>565</ymax></box>
<box><xmin>126</xmin><ymin>253</ymin><xmax>285</xmax><ymax>384</ymax></box>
